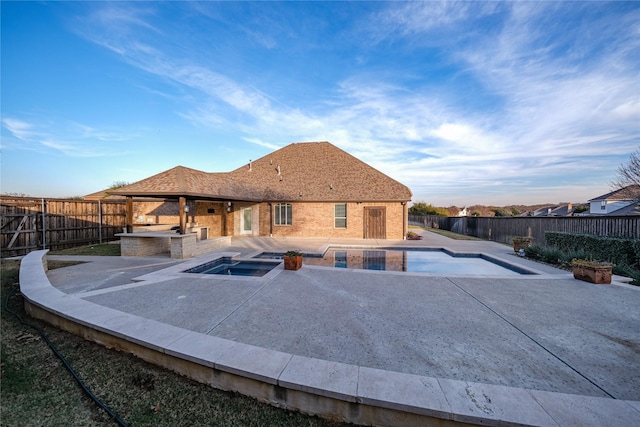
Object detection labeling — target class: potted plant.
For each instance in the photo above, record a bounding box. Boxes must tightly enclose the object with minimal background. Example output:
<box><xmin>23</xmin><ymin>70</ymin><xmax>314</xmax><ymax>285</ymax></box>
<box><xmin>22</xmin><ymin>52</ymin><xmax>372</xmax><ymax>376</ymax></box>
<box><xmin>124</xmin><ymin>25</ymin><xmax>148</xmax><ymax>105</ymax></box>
<box><xmin>571</xmin><ymin>259</ymin><xmax>614</xmax><ymax>284</ymax></box>
<box><xmin>511</xmin><ymin>236</ymin><xmax>534</xmax><ymax>253</ymax></box>
<box><xmin>406</xmin><ymin>231</ymin><xmax>422</xmax><ymax>240</ymax></box>
<box><xmin>283</xmin><ymin>250</ymin><xmax>303</xmax><ymax>271</ymax></box>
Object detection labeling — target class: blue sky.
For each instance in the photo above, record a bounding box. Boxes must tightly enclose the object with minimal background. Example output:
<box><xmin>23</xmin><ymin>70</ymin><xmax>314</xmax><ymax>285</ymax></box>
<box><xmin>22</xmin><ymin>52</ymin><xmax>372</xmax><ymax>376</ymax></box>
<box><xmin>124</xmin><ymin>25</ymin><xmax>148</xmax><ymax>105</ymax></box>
<box><xmin>2</xmin><ymin>1</ymin><xmax>638</xmax><ymax>206</ymax></box>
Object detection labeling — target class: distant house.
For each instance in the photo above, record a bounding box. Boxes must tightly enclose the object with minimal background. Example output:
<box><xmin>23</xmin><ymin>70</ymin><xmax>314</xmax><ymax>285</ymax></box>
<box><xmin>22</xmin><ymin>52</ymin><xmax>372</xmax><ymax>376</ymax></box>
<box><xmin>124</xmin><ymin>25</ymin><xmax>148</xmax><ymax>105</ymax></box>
<box><xmin>530</xmin><ymin>203</ymin><xmax>594</xmax><ymax>217</ymax></box>
<box><xmin>532</xmin><ymin>206</ymin><xmax>557</xmax><ymax>217</ymax></box>
<box><xmin>588</xmin><ymin>185</ymin><xmax>640</xmax><ymax>215</ymax></box>
<box><xmin>458</xmin><ymin>207</ymin><xmax>469</xmax><ymax>217</ymax></box>
<box><xmin>532</xmin><ymin>204</ymin><xmax>575</xmax><ymax>217</ymax></box>
<box><xmin>99</xmin><ymin>142</ymin><xmax>413</xmax><ymax>239</ymax></box>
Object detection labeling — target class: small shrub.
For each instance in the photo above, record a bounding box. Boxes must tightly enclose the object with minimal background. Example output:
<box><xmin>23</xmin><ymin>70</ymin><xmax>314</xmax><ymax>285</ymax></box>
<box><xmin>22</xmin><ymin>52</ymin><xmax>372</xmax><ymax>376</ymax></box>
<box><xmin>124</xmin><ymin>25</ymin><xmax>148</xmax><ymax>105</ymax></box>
<box><xmin>613</xmin><ymin>262</ymin><xmax>640</xmax><ymax>285</ymax></box>
<box><xmin>525</xmin><ymin>245</ymin><xmax>587</xmax><ymax>269</ymax></box>
<box><xmin>406</xmin><ymin>231</ymin><xmax>422</xmax><ymax>240</ymax></box>
<box><xmin>558</xmin><ymin>248</ymin><xmax>588</xmax><ymax>269</ymax></box>
<box><xmin>524</xmin><ymin>244</ymin><xmax>545</xmax><ymax>261</ymax></box>
<box><xmin>542</xmin><ymin>247</ymin><xmax>565</xmax><ymax>265</ymax></box>
<box><xmin>571</xmin><ymin>259</ymin><xmax>614</xmax><ymax>268</ymax></box>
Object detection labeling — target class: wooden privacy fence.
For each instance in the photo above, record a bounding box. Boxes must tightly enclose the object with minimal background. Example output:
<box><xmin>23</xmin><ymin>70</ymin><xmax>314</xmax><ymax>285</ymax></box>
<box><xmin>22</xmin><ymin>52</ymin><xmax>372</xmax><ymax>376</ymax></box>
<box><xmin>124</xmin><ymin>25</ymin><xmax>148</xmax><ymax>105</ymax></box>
<box><xmin>409</xmin><ymin>214</ymin><xmax>640</xmax><ymax>245</ymax></box>
<box><xmin>1</xmin><ymin>197</ymin><xmax>126</xmax><ymax>258</ymax></box>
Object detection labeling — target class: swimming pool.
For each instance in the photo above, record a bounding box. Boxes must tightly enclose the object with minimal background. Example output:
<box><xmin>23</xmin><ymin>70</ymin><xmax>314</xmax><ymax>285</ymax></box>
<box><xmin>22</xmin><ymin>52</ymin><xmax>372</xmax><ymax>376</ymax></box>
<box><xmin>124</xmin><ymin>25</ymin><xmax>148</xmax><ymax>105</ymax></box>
<box><xmin>256</xmin><ymin>248</ymin><xmax>535</xmax><ymax>276</ymax></box>
<box><xmin>184</xmin><ymin>257</ymin><xmax>279</xmax><ymax>277</ymax></box>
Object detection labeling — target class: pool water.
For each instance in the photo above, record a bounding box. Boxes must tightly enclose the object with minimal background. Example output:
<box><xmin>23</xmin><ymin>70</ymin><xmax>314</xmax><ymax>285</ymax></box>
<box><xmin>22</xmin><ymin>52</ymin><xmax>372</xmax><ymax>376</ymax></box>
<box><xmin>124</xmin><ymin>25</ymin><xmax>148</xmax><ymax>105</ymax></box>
<box><xmin>184</xmin><ymin>257</ymin><xmax>278</xmax><ymax>277</ymax></box>
<box><xmin>259</xmin><ymin>248</ymin><xmax>533</xmax><ymax>276</ymax></box>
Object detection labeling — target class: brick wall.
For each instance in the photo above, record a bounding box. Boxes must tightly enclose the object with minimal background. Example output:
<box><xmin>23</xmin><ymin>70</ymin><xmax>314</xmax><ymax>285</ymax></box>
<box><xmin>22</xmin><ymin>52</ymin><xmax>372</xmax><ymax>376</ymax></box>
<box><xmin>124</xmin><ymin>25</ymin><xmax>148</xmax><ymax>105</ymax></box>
<box><xmin>195</xmin><ymin>201</ymin><xmax>224</xmax><ymax>237</ymax></box>
<box><xmin>257</xmin><ymin>201</ymin><xmax>406</xmax><ymax>239</ymax></box>
<box><xmin>131</xmin><ymin>199</ymin><xmax>406</xmax><ymax>239</ymax></box>
<box><xmin>132</xmin><ymin>200</ymin><xmax>180</xmax><ymax>226</ymax></box>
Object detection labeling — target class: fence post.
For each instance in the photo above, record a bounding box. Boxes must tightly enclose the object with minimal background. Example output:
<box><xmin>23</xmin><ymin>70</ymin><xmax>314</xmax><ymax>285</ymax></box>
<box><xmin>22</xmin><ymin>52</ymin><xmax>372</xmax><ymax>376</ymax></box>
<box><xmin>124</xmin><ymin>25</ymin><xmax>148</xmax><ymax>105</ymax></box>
<box><xmin>41</xmin><ymin>198</ymin><xmax>47</xmax><ymax>249</ymax></box>
<box><xmin>98</xmin><ymin>200</ymin><xmax>103</xmax><ymax>244</ymax></box>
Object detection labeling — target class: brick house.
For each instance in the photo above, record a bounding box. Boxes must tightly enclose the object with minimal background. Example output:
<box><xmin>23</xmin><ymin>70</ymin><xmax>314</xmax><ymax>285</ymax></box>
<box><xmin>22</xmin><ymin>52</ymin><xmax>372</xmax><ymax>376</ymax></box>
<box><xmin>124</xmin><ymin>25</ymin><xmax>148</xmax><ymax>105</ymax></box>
<box><xmin>104</xmin><ymin>142</ymin><xmax>413</xmax><ymax>240</ymax></box>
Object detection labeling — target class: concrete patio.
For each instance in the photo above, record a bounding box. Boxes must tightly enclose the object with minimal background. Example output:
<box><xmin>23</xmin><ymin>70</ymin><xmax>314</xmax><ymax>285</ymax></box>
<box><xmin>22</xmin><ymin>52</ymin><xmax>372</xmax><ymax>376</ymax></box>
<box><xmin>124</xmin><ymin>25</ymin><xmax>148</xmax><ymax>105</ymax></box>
<box><xmin>21</xmin><ymin>230</ymin><xmax>640</xmax><ymax>426</ymax></box>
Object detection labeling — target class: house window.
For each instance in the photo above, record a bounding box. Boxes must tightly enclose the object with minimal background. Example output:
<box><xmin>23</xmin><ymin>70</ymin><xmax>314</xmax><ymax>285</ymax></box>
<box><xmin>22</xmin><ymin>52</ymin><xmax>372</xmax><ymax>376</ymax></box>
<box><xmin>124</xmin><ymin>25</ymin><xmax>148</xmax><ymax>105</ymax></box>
<box><xmin>601</xmin><ymin>200</ymin><xmax>607</xmax><ymax>210</ymax></box>
<box><xmin>274</xmin><ymin>203</ymin><xmax>292</xmax><ymax>225</ymax></box>
<box><xmin>334</xmin><ymin>203</ymin><xmax>347</xmax><ymax>228</ymax></box>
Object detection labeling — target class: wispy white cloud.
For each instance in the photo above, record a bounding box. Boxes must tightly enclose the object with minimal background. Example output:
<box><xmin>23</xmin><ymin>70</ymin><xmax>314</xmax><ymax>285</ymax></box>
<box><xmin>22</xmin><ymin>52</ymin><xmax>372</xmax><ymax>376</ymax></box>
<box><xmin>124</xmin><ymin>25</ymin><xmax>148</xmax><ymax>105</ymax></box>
<box><xmin>242</xmin><ymin>137</ymin><xmax>280</xmax><ymax>151</ymax></box>
<box><xmin>350</xmin><ymin>1</ymin><xmax>639</xmax><ymax>203</ymax></box>
<box><xmin>64</xmin><ymin>2</ymin><xmax>639</xmax><ymax>204</ymax></box>
<box><xmin>2</xmin><ymin>116</ymin><xmax>133</xmax><ymax>158</ymax></box>
<box><xmin>363</xmin><ymin>0</ymin><xmax>499</xmax><ymax>46</ymax></box>
<box><xmin>458</xmin><ymin>3</ymin><xmax>639</xmax><ymax>160</ymax></box>
<box><xmin>2</xmin><ymin>118</ymin><xmax>40</xmax><ymax>142</ymax></box>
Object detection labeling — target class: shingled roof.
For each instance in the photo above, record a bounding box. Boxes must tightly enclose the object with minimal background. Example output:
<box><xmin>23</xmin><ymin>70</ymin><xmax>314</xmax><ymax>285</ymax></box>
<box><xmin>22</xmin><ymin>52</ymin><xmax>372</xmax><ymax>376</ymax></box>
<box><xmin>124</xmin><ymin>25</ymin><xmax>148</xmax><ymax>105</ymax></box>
<box><xmin>228</xmin><ymin>142</ymin><xmax>412</xmax><ymax>202</ymax></box>
<box><xmin>105</xmin><ymin>142</ymin><xmax>412</xmax><ymax>202</ymax></box>
<box><xmin>589</xmin><ymin>185</ymin><xmax>640</xmax><ymax>202</ymax></box>
<box><xmin>108</xmin><ymin>166</ymin><xmax>265</xmax><ymax>201</ymax></box>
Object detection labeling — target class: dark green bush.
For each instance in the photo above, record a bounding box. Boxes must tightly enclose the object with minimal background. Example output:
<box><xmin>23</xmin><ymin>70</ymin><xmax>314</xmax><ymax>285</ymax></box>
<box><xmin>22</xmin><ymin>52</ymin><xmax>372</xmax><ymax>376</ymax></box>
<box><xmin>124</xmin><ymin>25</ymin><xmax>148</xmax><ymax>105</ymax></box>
<box><xmin>545</xmin><ymin>232</ymin><xmax>639</xmax><ymax>267</ymax></box>
<box><xmin>614</xmin><ymin>262</ymin><xmax>640</xmax><ymax>284</ymax></box>
<box><xmin>525</xmin><ymin>244</ymin><xmax>587</xmax><ymax>269</ymax></box>
<box><xmin>541</xmin><ymin>232</ymin><xmax>639</xmax><ymax>285</ymax></box>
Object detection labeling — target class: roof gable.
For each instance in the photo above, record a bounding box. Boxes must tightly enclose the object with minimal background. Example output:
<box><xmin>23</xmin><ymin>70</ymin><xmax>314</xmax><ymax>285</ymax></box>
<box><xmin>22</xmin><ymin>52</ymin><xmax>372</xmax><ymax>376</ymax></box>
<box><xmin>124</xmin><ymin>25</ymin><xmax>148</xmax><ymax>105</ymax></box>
<box><xmin>227</xmin><ymin>142</ymin><xmax>412</xmax><ymax>201</ymax></box>
<box><xmin>589</xmin><ymin>185</ymin><xmax>640</xmax><ymax>202</ymax></box>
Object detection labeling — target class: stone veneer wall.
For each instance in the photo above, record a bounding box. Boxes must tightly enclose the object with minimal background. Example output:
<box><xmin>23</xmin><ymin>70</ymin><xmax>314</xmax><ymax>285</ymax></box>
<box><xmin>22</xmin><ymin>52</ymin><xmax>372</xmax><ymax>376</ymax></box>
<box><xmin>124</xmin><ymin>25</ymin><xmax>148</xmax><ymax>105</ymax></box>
<box><xmin>120</xmin><ymin>235</ymin><xmax>171</xmax><ymax>256</ymax></box>
<box><xmin>170</xmin><ymin>234</ymin><xmax>197</xmax><ymax>259</ymax></box>
<box><xmin>171</xmin><ymin>235</ymin><xmax>232</xmax><ymax>259</ymax></box>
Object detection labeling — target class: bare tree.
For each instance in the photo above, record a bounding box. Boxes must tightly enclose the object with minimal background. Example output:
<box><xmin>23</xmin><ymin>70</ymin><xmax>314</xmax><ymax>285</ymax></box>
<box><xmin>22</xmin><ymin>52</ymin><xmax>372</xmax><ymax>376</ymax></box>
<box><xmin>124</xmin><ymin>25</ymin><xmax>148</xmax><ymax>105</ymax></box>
<box><xmin>611</xmin><ymin>146</ymin><xmax>640</xmax><ymax>199</ymax></box>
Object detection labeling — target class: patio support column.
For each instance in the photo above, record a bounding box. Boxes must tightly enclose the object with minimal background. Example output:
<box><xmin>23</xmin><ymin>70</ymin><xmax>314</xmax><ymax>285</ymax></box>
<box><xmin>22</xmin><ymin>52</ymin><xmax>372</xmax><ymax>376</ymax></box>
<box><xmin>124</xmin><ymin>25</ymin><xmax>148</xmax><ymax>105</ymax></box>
<box><xmin>222</xmin><ymin>204</ymin><xmax>228</xmax><ymax>236</ymax></box>
<box><xmin>179</xmin><ymin>197</ymin><xmax>186</xmax><ymax>235</ymax></box>
<box><xmin>126</xmin><ymin>196</ymin><xmax>133</xmax><ymax>233</ymax></box>
<box><xmin>402</xmin><ymin>201</ymin><xmax>407</xmax><ymax>240</ymax></box>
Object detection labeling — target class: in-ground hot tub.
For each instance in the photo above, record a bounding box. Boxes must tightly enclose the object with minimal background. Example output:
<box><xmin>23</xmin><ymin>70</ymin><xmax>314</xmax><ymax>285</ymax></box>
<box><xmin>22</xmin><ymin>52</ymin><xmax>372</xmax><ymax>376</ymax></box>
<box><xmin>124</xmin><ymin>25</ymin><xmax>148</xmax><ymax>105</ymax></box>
<box><xmin>183</xmin><ymin>257</ymin><xmax>279</xmax><ymax>277</ymax></box>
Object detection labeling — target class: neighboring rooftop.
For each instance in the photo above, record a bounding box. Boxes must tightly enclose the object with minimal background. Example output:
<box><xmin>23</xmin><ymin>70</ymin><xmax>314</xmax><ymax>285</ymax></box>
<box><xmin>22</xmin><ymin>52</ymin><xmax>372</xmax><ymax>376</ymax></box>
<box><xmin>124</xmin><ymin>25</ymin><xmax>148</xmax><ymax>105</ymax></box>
<box><xmin>589</xmin><ymin>185</ymin><xmax>640</xmax><ymax>202</ymax></box>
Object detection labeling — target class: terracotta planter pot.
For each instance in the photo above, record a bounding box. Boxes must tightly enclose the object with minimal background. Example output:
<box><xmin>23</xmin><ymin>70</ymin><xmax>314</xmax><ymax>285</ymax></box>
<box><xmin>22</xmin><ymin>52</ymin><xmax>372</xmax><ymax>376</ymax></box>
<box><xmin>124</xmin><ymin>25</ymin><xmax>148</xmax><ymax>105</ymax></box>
<box><xmin>572</xmin><ymin>264</ymin><xmax>612</xmax><ymax>284</ymax></box>
<box><xmin>284</xmin><ymin>255</ymin><xmax>303</xmax><ymax>271</ymax></box>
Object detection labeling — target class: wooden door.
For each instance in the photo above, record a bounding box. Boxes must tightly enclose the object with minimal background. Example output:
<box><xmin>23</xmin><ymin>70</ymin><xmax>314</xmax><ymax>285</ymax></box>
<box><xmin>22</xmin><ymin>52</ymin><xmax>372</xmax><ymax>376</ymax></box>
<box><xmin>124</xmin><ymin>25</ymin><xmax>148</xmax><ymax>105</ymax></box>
<box><xmin>364</xmin><ymin>207</ymin><xmax>386</xmax><ymax>239</ymax></box>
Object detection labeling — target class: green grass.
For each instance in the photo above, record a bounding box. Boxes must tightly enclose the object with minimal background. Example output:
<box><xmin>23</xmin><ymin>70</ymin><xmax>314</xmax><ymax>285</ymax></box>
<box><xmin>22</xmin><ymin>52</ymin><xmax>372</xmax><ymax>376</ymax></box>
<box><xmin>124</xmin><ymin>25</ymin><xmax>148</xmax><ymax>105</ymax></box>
<box><xmin>48</xmin><ymin>242</ymin><xmax>121</xmax><ymax>256</ymax></box>
<box><xmin>0</xmin><ymin>258</ymin><xmax>353</xmax><ymax>426</ymax></box>
<box><xmin>415</xmin><ymin>227</ymin><xmax>484</xmax><ymax>240</ymax></box>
